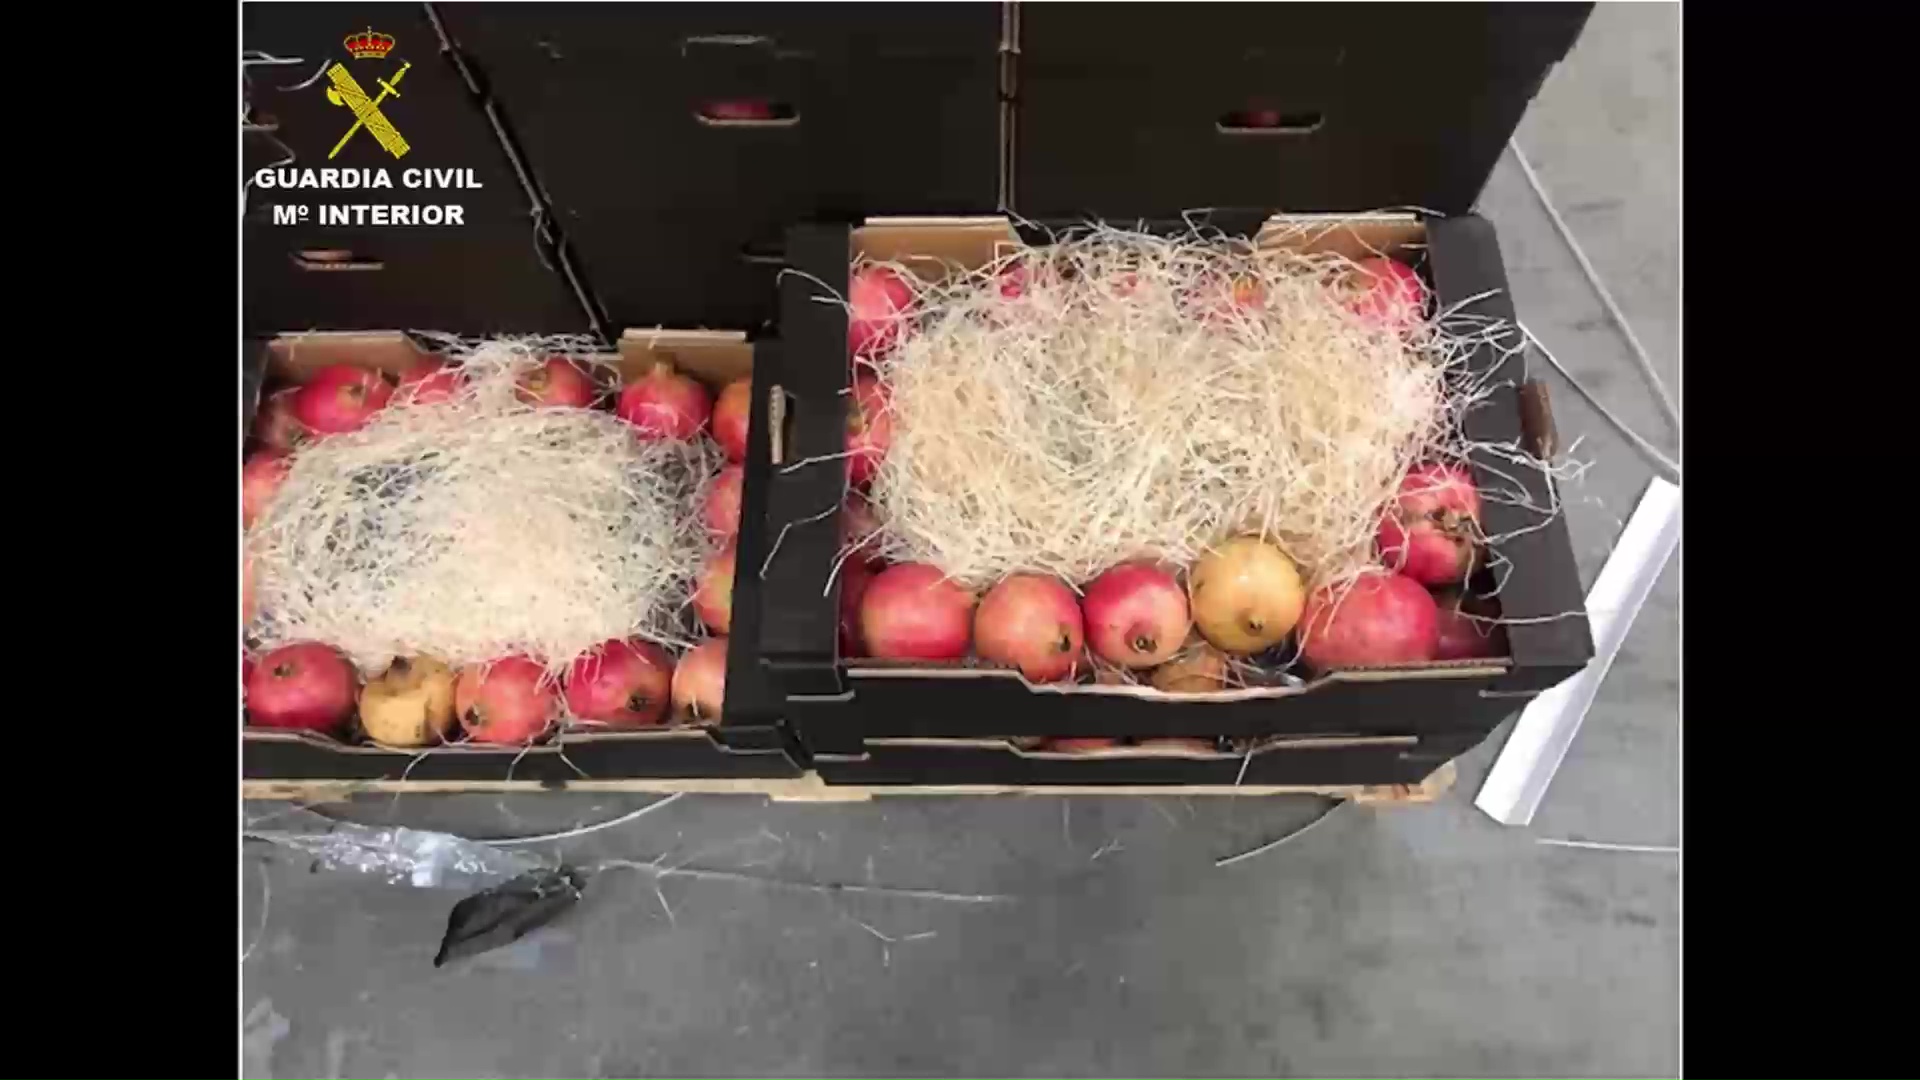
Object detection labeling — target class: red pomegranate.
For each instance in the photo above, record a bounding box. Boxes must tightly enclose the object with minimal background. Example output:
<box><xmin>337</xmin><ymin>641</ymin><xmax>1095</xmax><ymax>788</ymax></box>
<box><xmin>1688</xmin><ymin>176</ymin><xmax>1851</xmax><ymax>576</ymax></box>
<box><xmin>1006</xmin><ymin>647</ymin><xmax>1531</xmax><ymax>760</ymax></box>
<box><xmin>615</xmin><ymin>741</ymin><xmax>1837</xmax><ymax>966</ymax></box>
<box><xmin>1378</xmin><ymin>462</ymin><xmax>1483</xmax><ymax>586</ymax></box>
<box><xmin>847</xmin><ymin>373</ymin><xmax>892</xmax><ymax>487</ymax></box>
<box><xmin>255</xmin><ymin>388</ymin><xmax>309</xmax><ymax>451</ymax></box>
<box><xmin>242</xmin><ymin>557</ymin><xmax>256</xmax><ymax>623</ymax></box>
<box><xmin>1082</xmin><ymin>562</ymin><xmax>1191</xmax><ymax>669</ymax></box>
<box><xmin>859</xmin><ymin>563</ymin><xmax>975</xmax><ymax>661</ymax></box>
<box><xmin>293</xmin><ymin>364</ymin><xmax>394</xmax><ymax>435</ymax></box>
<box><xmin>395</xmin><ymin>358</ymin><xmax>462</xmax><ymax>404</ymax></box>
<box><xmin>672</xmin><ymin>638</ymin><xmax>728</xmax><ymax>721</ymax></box>
<box><xmin>705</xmin><ymin>464</ymin><xmax>745</xmax><ymax>538</ymax></box>
<box><xmin>712</xmin><ymin>378</ymin><xmax>753</xmax><ymax>462</ymax></box>
<box><xmin>246</xmin><ymin>642</ymin><xmax>357</xmax><ymax>735</ymax></box>
<box><xmin>517</xmin><ymin>357</ymin><xmax>597</xmax><ymax>410</ymax></box>
<box><xmin>1182</xmin><ymin>273</ymin><xmax>1265</xmax><ymax>324</ymax></box>
<box><xmin>455</xmin><ymin>657</ymin><xmax>558</xmax><ymax>745</ymax></box>
<box><xmin>837</xmin><ymin>559</ymin><xmax>876</xmax><ymax>658</ymax></box>
<box><xmin>974</xmin><ymin>574</ymin><xmax>1085</xmax><ymax>683</ymax></box>
<box><xmin>564</xmin><ymin>638</ymin><xmax>675</xmax><ymax>727</ymax></box>
<box><xmin>1347</xmin><ymin>257</ymin><xmax>1429</xmax><ymax>333</ymax></box>
<box><xmin>1298</xmin><ymin>570</ymin><xmax>1441</xmax><ymax>670</ymax></box>
<box><xmin>998</xmin><ymin>261</ymin><xmax>1030</xmax><ymax>300</ymax></box>
<box><xmin>841</xmin><ymin>493</ymin><xmax>884</xmax><ymax>568</ymax></box>
<box><xmin>693</xmin><ymin>545</ymin><xmax>737</xmax><ymax>634</ymax></box>
<box><xmin>617</xmin><ymin>363</ymin><xmax>712</xmax><ymax>440</ymax></box>
<box><xmin>1045</xmin><ymin>738</ymin><xmax>1118</xmax><ymax>753</ymax></box>
<box><xmin>1433</xmin><ymin>591</ymin><xmax>1509</xmax><ymax>661</ymax></box>
<box><xmin>702</xmin><ymin>100</ymin><xmax>776</xmax><ymax>122</ymax></box>
<box><xmin>241</xmin><ymin>450</ymin><xmax>290</xmax><ymax>528</ymax></box>
<box><xmin>848</xmin><ymin>265</ymin><xmax>916</xmax><ymax>358</ymax></box>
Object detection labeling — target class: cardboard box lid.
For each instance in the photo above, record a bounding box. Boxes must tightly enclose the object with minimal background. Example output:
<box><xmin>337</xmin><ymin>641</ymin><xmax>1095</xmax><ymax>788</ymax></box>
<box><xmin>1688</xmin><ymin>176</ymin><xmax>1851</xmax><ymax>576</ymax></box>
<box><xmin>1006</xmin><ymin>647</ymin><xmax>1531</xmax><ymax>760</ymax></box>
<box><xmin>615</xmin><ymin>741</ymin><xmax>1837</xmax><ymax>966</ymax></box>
<box><xmin>1011</xmin><ymin>4</ymin><xmax>1594</xmax><ymax>218</ymax></box>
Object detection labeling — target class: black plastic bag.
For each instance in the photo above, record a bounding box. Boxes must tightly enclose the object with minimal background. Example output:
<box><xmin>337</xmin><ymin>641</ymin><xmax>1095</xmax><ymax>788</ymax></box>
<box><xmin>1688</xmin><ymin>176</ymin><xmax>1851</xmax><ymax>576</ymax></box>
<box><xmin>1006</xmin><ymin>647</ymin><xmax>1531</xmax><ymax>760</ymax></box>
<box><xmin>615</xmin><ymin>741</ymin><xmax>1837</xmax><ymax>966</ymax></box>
<box><xmin>433</xmin><ymin>866</ymin><xmax>586</xmax><ymax>968</ymax></box>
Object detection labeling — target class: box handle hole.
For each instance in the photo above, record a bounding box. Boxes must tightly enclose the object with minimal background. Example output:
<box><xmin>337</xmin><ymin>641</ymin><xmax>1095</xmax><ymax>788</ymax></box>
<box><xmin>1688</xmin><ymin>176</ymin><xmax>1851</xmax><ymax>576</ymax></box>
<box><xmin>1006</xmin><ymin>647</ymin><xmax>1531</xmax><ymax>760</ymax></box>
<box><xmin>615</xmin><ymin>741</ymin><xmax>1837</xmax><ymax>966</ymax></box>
<box><xmin>291</xmin><ymin>249</ymin><xmax>385</xmax><ymax>272</ymax></box>
<box><xmin>695</xmin><ymin>100</ymin><xmax>799</xmax><ymax>127</ymax></box>
<box><xmin>740</xmin><ymin>239</ymin><xmax>787</xmax><ymax>266</ymax></box>
<box><xmin>1217</xmin><ymin>109</ymin><xmax>1323</xmax><ymax>135</ymax></box>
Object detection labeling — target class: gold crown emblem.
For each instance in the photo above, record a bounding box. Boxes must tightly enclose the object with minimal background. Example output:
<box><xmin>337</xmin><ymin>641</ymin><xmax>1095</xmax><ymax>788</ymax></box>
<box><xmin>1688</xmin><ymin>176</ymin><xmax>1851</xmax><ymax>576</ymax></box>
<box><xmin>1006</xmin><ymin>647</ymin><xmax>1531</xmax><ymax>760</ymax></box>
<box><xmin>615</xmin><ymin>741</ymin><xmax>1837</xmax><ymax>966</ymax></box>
<box><xmin>344</xmin><ymin>28</ymin><xmax>396</xmax><ymax>60</ymax></box>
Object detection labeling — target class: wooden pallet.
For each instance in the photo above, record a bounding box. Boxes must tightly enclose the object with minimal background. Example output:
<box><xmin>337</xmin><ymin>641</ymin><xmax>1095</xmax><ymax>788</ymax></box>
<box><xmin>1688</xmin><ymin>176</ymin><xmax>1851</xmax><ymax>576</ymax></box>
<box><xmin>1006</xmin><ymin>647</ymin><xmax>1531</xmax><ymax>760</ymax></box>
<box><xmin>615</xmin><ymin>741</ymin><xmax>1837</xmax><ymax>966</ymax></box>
<box><xmin>242</xmin><ymin>759</ymin><xmax>1455</xmax><ymax>806</ymax></box>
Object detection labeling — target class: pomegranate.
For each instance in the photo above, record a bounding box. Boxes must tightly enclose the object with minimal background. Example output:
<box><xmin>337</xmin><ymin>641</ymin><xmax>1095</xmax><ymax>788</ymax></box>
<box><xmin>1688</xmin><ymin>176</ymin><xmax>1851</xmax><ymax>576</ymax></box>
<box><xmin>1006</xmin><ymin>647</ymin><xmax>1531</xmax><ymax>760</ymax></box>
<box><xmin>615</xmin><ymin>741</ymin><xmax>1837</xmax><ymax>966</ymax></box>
<box><xmin>1136</xmin><ymin>737</ymin><xmax>1220</xmax><ymax>754</ymax></box>
<box><xmin>1082</xmin><ymin>561</ymin><xmax>1191</xmax><ymax>669</ymax></box>
<box><xmin>1433</xmin><ymin>591</ymin><xmax>1509</xmax><ymax>661</ymax></box>
<box><xmin>1378</xmin><ymin>462</ymin><xmax>1484</xmax><ymax>586</ymax></box>
<box><xmin>704</xmin><ymin>464</ymin><xmax>745</xmax><ymax>538</ymax></box>
<box><xmin>293</xmin><ymin>364</ymin><xmax>394</xmax><ymax>435</ymax></box>
<box><xmin>1347</xmin><ymin>257</ymin><xmax>1429</xmax><ymax>333</ymax></box>
<box><xmin>565</xmin><ymin>638</ymin><xmax>675</xmax><ymax>727</ymax></box>
<box><xmin>1188</xmin><ymin>537</ymin><xmax>1307</xmax><ymax>655</ymax></box>
<box><xmin>1150</xmin><ymin>644</ymin><xmax>1232</xmax><ymax>693</ymax></box>
<box><xmin>517</xmin><ymin>356</ymin><xmax>597</xmax><ymax>409</ymax></box>
<box><xmin>859</xmin><ymin>563</ymin><xmax>975</xmax><ymax>661</ymax></box>
<box><xmin>395</xmin><ymin>358</ymin><xmax>462</xmax><ymax>404</ymax></box>
<box><xmin>242</xmin><ymin>650</ymin><xmax>255</xmax><ymax>700</ymax></box>
<box><xmin>358</xmin><ymin>656</ymin><xmax>457</xmax><ymax>747</ymax></box>
<box><xmin>841</xmin><ymin>493</ymin><xmax>884</xmax><ymax>567</ymax></box>
<box><xmin>454</xmin><ymin>657</ymin><xmax>558</xmax><ymax>745</ymax></box>
<box><xmin>242</xmin><ymin>556</ymin><xmax>257</xmax><ymax>623</ymax></box>
<box><xmin>847</xmin><ymin>373</ymin><xmax>892</xmax><ymax>487</ymax></box>
<box><xmin>672</xmin><ymin>638</ymin><xmax>728</xmax><ymax>721</ymax></box>
<box><xmin>712</xmin><ymin>378</ymin><xmax>753</xmax><ymax>462</ymax></box>
<box><xmin>1298</xmin><ymin>570</ymin><xmax>1441</xmax><ymax>670</ymax></box>
<box><xmin>702</xmin><ymin>99</ymin><xmax>776</xmax><ymax>122</ymax></box>
<box><xmin>848</xmin><ymin>265</ymin><xmax>916</xmax><ymax>358</ymax></box>
<box><xmin>617</xmin><ymin>362</ymin><xmax>712</xmax><ymax>439</ymax></box>
<box><xmin>1183</xmin><ymin>273</ymin><xmax>1265</xmax><ymax>324</ymax></box>
<box><xmin>973</xmin><ymin>574</ymin><xmax>1084</xmax><ymax>683</ymax></box>
<box><xmin>255</xmin><ymin>388</ymin><xmax>309</xmax><ymax>451</ymax></box>
<box><xmin>247</xmin><ymin>642</ymin><xmax>357</xmax><ymax>735</ymax></box>
<box><xmin>837</xmin><ymin>559</ymin><xmax>875</xmax><ymax>658</ymax></box>
<box><xmin>998</xmin><ymin>261</ymin><xmax>1030</xmax><ymax>300</ymax></box>
<box><xmin>1044</xmin><ymin>738</ymin><xmax>1118</xmax><ymax>753</ymax></box>
<box><xmin>693</xmin><ymin>545</ymin><xmax>737</xmax><ymax>634</ymax></box>
<box><xmin>241</xmin><ymin>450</ymin><xmax>289</xmax><ymax>528</ymax></box>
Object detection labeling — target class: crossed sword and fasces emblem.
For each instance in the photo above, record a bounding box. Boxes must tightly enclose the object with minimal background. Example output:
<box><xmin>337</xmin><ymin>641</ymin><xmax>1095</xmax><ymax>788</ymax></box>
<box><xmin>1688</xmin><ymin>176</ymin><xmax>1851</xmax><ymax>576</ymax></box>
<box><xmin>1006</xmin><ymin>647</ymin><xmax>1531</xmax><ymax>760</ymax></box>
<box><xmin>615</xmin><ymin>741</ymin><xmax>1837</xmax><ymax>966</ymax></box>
<box><xmin>325</xmin><ymin>60</ymin><xmax>411</xmax><ymax>159</ymax></box>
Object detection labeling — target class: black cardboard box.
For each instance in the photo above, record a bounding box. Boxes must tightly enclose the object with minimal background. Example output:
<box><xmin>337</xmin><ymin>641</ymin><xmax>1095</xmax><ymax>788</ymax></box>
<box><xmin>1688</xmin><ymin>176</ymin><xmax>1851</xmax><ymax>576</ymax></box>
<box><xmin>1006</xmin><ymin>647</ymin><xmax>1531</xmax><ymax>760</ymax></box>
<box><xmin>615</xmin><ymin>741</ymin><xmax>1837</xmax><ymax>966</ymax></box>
<box><xmin>242</xmin><ymin>8</ymin><xmax>808</xmax><ymax>780</ymax></box>
<box><xmin>242</xmin><ymin>5</ymin><xmax>598</xmax><ymax>336</ymax></box>
<box><xmin>756</xmin><ymin>214</ymin><xmax>1591</xmax><ymax>781</ymax></box>
<box><xmin>431</xmin><ymin>2</ymin><xmax>1006</xmax><ymax>332</ymax></box>
<box><xmin>241</xmin><ymin>330</ymin><xmax>803</xmax><ymax>781</ymax></box>
<box><xmin>1008</xmin><ymin>4</ymin><xmax>1594</xmax><ymax>218</ymax></box>
<box><xmin>750</xmin><ymin>2</ymin><xmax>1598</xmax><ymax>786</ymax></box>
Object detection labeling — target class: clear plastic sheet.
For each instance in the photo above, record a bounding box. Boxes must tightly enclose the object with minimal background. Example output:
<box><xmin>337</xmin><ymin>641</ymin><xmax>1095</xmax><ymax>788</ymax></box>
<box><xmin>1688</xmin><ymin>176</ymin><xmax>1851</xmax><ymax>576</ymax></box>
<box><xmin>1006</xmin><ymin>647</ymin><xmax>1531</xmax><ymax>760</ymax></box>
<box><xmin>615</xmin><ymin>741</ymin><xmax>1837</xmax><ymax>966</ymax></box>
<box><xmin>244</xmin><ymin>808</ymin><xmax>540</xmax><ymax>890</ymax></box>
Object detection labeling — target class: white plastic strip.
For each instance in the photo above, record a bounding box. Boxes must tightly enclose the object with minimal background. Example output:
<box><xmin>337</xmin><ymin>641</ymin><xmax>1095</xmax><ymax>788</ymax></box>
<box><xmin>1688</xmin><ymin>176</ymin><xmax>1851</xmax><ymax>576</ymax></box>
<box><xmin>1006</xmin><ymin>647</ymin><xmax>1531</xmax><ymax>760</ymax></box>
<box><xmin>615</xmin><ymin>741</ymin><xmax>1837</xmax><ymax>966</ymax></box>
<box><xmin>1475</xmin><ymin>477</ymin><xmax>1681</xmax><ymax>826</ymax></box>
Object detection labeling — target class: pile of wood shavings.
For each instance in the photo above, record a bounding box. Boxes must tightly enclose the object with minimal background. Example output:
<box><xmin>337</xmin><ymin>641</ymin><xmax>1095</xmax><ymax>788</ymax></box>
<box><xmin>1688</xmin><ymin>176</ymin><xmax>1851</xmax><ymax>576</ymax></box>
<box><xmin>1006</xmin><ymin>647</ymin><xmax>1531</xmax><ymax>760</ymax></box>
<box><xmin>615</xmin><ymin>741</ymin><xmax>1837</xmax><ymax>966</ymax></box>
<box><xmin>857</xmin><ymin>226</ymin><xmax>1504</xmax><ymax>589</ymax></box>
<box><xmin>245</xmin><ymin>338</ymin><xmax>718</xmax><ymax>676</ymax></box>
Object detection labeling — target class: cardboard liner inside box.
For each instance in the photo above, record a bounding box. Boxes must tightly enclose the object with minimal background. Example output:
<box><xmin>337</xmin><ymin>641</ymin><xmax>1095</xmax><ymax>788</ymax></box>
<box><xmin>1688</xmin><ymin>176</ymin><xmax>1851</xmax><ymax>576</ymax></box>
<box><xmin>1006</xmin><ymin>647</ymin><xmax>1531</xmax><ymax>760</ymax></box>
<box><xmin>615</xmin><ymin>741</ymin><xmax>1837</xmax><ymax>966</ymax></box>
<box><xmin>242</xmin><ymin>328</ymin><xmax>801</xmax><ymax>781</ymax></box>
<box><xmin>758</xmin><ymin>212</ymin><xmax>1592</xmax><ymax>753</ymax></box>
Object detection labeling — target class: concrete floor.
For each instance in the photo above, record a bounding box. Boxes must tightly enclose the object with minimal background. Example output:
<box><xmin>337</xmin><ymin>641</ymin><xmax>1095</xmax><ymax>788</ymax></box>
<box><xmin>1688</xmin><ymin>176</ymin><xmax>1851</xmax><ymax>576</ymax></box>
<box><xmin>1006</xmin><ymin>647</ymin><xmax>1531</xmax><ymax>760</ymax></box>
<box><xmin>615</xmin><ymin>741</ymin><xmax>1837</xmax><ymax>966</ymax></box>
<box><xmin>242</xmin><ymin>7</ymin><xmax>1680</xmax><ymax>1076</ymax></box>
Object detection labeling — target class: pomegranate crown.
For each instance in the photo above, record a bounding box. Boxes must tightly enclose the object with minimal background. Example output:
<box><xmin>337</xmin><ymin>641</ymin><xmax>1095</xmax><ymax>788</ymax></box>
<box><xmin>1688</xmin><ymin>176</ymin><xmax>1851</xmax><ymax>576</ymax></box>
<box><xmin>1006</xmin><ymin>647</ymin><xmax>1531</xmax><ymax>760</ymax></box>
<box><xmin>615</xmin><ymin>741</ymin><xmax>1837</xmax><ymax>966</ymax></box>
<box><xmin>344</xmin><ymin>28</ymin><xmax>396</xmax><ymax>60</ymax></box>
